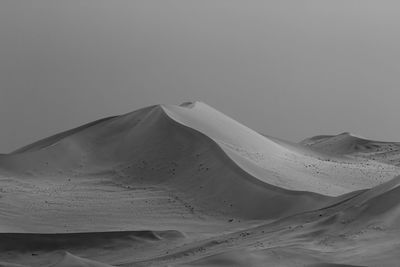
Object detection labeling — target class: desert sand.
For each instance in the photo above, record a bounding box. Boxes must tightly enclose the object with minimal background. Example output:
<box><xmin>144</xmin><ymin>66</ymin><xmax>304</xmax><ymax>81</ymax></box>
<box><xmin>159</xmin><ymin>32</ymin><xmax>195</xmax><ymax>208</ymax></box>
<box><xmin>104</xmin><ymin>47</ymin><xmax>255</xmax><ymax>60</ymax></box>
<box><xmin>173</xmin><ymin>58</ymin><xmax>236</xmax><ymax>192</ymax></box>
<box><xmin>1</xmin><ymin>102</ymin><xmax>400</xmax><ymax>266</ymax></box>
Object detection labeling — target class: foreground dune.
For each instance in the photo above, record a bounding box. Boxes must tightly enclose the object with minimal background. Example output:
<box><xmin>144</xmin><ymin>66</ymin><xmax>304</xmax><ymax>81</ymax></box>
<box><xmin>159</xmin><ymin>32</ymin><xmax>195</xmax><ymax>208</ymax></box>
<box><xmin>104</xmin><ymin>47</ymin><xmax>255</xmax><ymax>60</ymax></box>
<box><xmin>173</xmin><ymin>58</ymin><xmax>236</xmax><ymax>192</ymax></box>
<box><xmin>1</xmin><ymin>102</ymin><xmax>400</xmax><ymax>266</ymax></box>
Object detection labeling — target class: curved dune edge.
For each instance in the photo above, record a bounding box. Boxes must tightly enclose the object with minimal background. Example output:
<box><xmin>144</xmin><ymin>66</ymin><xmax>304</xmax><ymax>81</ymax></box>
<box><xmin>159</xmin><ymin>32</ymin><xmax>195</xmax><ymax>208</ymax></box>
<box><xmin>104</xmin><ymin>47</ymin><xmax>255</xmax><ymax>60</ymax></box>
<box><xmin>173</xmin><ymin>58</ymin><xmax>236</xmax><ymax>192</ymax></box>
<box><xmin>0</xmin><ymin>230</ymin><xmax>185</xmax><ymax>267</ymax></box>
<box><xmin>161</xmin><ymin>102</ymin><xmax>400</xmax><ymax>196</ymax></box>
<box><xmin>2</xmin><ymin>102</ymin><xmax>399</xmax><ymax>196</ymax></box>
<box><xmin>0</xmin><ymin>103</ymin><xmax>398</xmax><ymax>224</ymax></box>
<box><xmin>1</xmin><ymin>103</ymin><xmax>400</xmax><ymax>266</ymax></box>
<box><xmin>301</xmin><ymin>132</ymin><xmax>400</xmax><ymax>166</ymax></box>
<box><xmin>122</xmin><ymin>177</ymin><xmax>400</xmax><ymax>267</ymax></box>
<box><xmin>0</xmin><ymin>230</ymin><xmax>185</xmax><ymax>251</ymax></box>
<box><xmin>318</xmin><ymin>175</ymin><xmax>400</xmax><ymax>230</ymax></box>
<box><xmin>177</xmin><ymin>248</ymin><xmax>367</xmax><ymax>267</ymax></box>
<box><xmin>0</xmin><ymin>253</ymin><xmax>115</xmax><ymax>267</ymax></box>
<box><xmin>6</xmin><ymin>105</ymin><xmax>159</xmax><ymax>156</ymax></box>
<box><xmin>12</xmin><ymin>116</ymin><xmax>118</xmax><ymax>155</ymax></box>
<box><xmin>50</xmin><ymin>252</ymin><xmax>115</xmax><ymax>267</ymax></box>
<box><xmin>0</xmin><ymin>104</ymin><xmax>333</xmax><ymax>232</ymax></box>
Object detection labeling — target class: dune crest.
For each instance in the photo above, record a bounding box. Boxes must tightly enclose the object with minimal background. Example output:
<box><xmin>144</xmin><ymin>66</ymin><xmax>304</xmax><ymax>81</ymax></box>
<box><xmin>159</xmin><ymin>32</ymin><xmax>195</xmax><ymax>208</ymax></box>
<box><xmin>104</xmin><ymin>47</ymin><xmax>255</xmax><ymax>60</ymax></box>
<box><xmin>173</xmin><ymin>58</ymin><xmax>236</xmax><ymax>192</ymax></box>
<box><xmin>163</xmin><ymin>103</ymin><xmax>400</xmax><ymax>195</ymax></box>
<box><xmin>302</xmin><ymin>132</ymin><xmax>400</xmax><ymax>166</ymax></box>
<box><xmin>1</xmin><ymin>102</ymin><xmax>400</xmax><ymax>266</ymax></box>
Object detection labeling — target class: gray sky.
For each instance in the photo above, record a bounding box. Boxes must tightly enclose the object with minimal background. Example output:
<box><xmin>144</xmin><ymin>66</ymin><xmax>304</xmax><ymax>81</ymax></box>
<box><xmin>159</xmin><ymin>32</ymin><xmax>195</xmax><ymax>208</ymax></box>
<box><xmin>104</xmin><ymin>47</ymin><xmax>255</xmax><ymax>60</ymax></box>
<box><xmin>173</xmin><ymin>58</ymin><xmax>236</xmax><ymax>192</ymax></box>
<box><xmin>1</xmin><ymin>1</ymin><xmax>400</xmax><ymax>153</ymax></box>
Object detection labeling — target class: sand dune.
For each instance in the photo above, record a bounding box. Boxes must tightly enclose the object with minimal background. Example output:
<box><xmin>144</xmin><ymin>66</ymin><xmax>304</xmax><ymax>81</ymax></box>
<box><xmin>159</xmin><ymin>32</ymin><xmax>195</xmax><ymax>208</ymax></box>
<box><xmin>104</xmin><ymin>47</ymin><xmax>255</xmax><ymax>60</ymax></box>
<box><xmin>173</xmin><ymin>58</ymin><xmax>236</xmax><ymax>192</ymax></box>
<box><xmin>51</xmin><ymin>252</ymin><xmax>115</xmax><ymax>267</ymax></box>
<box><xmin>164</xmin><ymin>103</ymin><xmax>400</xmax><ymax>195</ymax></box>
<box><xmin>1</xmin><ymin>102</ymin><xmax>400</xmax><ymax>266</ymax></box>
<box><xmin>302</xmin><ymin>132</ymin><xmax>400</xmax><ymax>166</ymax></box>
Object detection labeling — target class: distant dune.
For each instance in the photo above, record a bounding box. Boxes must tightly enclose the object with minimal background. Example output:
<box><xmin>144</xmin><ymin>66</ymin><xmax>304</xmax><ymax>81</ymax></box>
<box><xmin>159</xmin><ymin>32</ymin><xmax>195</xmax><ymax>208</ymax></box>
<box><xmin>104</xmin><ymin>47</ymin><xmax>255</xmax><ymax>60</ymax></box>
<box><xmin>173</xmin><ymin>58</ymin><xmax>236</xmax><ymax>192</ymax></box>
<box><xmin>1</xmin><ymin>102</ymin><xmax>400</xmax><ymax>266</ymax></box>
<box><xmin>301</xmin><ymin>132</ymin><xmax>400</xmax><ymax>166</ymax></box>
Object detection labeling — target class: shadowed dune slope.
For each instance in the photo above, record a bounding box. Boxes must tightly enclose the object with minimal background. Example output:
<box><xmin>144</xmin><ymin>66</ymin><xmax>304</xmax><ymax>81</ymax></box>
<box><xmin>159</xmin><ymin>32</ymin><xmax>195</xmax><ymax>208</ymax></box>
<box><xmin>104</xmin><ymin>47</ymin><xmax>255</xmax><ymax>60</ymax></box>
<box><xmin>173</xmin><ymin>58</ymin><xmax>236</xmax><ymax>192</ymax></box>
<box><xmin>0</xmin><ymin>230</ymin><xmax>186</xmax><ymax>266</ymax></box>
<box><xmin>321</xmin><ymin>175</ymin><xmax>400</xmax><ymax>230</ymax></box>
<box><xmin>163</xmin><ymin>102</ymin><xmax>400</xmax><ymax>195</ymax></box>
<box><xmin>179</xmin><ymin>248</ymin><xmax>367</xmax><ymax>267</ymax></box>
<box><xmin>0</xmin><ymin>103</ymin><xmax>398</xmax><ymax>233</ymax></box>
<box><xmin>131</xmin><ymin>177</ymin><xmax>400</xmax><ymax>267</ymax></box>
<box><xmin>0</xmin><ymin>231</ymin><xmax>185</xmax><ymax>252</ymax></box>
<box><xmin>0</xmin><ymin>104</ymin><xmax>337</xmax><ymax>235</ymax></box>
<box><xmin>2</xmin><ymin>102</ymin><xmax>400</xmax><ymax>266</ymax></box>
<box><xmin>2</xmin><ymin>103</ymin><xmax>399</xmax><ymax>196</ymax></box>
<box><xmin>51</xmin><ymin>252</ymin><xmax>115</xmax><ymax>267</ymax></box>
<box><xmin>11</xmin><ymin>117</ymin><xmax>118</xmax><ymax>155</ymax></box>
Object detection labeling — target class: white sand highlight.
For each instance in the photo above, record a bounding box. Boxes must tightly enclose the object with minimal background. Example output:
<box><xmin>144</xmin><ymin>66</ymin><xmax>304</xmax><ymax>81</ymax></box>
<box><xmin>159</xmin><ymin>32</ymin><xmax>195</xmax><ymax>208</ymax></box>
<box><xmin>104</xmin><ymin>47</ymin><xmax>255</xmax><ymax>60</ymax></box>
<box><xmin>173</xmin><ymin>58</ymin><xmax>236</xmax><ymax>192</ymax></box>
<box><xmin>1</xmin><ymin>102</ymin><xmax>400</xmax><ymax>266</ymax></box>
<box><xmin>164</xmin><ymin>102</ymin><xmax>399</xmax><ymax>195</ymax></box>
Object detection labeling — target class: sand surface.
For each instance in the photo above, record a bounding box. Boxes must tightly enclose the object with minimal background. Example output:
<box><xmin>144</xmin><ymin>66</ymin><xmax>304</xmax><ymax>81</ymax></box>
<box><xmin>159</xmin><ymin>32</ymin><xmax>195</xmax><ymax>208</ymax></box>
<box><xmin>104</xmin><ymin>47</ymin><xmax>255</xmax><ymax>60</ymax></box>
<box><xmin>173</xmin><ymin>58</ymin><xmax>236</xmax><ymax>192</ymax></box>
<box><xmin>1</xmin><ymin>102</ymin><xmax>399</xmax><ymax>266</ymax></box>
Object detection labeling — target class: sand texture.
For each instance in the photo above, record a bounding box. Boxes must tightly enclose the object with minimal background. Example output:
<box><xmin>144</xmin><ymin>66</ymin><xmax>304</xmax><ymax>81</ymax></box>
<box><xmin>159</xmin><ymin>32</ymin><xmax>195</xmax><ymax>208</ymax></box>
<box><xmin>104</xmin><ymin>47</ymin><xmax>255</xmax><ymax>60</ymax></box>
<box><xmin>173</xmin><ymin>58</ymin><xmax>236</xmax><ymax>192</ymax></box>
<box><xmin>1</xmin><ymin>102</ymin><xmax>399</xmax><ymax>266</ymax></box>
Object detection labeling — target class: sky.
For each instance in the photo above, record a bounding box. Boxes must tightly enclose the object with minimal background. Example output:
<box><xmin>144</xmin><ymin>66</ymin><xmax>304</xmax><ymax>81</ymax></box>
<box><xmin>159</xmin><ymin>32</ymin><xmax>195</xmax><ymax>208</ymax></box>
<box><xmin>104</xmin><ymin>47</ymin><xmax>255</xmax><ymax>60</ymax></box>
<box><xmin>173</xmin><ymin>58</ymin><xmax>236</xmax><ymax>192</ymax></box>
<box><xmin>1</xmin><ymin>1</ymin><xmax>400</xmax><ymax>153</ymax></box>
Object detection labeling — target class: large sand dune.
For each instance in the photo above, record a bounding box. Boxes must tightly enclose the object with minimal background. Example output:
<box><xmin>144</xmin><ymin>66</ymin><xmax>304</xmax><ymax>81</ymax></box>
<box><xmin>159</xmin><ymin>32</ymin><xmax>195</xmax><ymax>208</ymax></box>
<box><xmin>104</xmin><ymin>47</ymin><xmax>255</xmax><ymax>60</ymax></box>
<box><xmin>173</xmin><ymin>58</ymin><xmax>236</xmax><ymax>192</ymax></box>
<box><xmin>1</xmin><ymin>102</ymin><xmax>400</xmax><ymax>266</ymax></box>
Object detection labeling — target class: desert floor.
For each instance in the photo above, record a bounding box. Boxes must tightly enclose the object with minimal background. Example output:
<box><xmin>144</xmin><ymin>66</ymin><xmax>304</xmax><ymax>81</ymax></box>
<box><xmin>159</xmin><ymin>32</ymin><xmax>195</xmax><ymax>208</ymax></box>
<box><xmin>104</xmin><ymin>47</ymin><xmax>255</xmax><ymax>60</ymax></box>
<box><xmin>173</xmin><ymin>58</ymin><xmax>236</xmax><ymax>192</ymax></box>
<box><xmin>1</xmin><ymin>102</ymin><xmax>400</xmax><ymax>267</ymax></box>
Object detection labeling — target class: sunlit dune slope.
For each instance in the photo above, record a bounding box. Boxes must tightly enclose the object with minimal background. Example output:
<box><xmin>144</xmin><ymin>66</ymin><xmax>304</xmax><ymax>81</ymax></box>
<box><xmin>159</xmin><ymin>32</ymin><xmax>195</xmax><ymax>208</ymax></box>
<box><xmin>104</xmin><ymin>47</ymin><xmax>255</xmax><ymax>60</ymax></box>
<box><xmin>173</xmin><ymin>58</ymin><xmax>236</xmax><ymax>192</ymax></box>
<box><xmin>3</xmin><ymin>102</ymin><xmax>398</xmax><ymax>196</ymax></box>
<box><xmin>0</xmin><ymin>104</ymin><xmax>336</xmax><ymax>235</ymax></box>
<box><xmin>1</xmin><ymin>102</ymin><xmax>400</xmax><ymax>267</ymax></box>
<box><xmin>164</xmin><ymin>102</ymin><xmax>400</xmax><ymax>195</ymax></box>
<box><xmin>301</xmin><ymin>132</ymin><xmax>400</xmax><ymax>166</ymax></box>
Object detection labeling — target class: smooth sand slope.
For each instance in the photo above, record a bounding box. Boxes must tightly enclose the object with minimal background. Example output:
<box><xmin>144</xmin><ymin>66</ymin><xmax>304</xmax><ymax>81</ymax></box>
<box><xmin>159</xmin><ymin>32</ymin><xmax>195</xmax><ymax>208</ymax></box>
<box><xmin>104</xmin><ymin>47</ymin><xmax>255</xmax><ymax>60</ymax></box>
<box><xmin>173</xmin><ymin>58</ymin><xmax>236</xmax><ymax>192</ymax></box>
<box><xmin>301</xmin><ymin>132</ymin><xmax>400</xmax><ymax>166</ymax></box>
<box><xmin>1</xmin><ymin>102</ymin><xmax>400</xmax><ymax>266</ymax></box>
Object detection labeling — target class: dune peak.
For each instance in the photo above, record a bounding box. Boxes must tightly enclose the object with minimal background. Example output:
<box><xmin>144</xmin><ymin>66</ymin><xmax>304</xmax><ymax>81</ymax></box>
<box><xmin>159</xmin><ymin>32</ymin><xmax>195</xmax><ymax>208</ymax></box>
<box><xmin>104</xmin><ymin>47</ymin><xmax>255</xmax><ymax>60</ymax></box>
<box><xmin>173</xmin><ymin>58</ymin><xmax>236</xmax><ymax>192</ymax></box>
<box><xmin>2</xmin><ymin>102</ymin><xmax>400</xmax><ymax>267</ymax></box>
<box><xmin>179</xmin><ymin>101</ymin><xmax>200</xmax><ymax>108</ymax></box>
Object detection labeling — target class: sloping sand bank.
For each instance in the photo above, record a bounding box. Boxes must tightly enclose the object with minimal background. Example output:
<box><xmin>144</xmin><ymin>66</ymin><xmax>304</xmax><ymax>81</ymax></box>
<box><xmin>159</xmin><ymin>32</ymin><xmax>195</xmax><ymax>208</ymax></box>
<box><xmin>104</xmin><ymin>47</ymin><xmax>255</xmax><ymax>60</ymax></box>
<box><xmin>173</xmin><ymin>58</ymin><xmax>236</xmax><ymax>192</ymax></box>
<box><xmin>1</xmin><ymin>102</ymin><xmax>400</xmax><ymax>266</ymax></box>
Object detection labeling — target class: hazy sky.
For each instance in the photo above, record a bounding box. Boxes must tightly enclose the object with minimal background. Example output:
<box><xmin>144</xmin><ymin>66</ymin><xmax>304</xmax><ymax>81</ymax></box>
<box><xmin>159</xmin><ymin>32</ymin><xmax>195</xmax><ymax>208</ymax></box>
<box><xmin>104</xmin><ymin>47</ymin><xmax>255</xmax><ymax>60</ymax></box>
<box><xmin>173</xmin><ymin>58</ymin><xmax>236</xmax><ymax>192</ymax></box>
<box><xmin>1</xmin><ymin>1</ymin><xmax>400</xmax><ymax>153</ymax></box>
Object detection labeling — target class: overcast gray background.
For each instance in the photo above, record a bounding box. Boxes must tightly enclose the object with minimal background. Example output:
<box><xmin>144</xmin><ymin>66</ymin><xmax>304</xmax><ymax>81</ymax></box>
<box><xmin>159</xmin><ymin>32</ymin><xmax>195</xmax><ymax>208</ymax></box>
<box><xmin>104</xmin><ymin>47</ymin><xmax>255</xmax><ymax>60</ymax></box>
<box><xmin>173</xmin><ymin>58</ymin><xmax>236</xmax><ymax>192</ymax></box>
<box><xmin>1</xmin><ymin>1</ymin><xmax>400</xmax><ymax>153</ymax></box>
